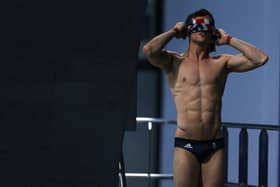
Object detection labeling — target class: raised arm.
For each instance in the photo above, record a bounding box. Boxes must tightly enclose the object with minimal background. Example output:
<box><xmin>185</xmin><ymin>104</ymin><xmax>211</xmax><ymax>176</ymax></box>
<box><xmin>143</xmin><ymin>22</ymin><xmax>186</xmax><ymax>71</ymax></box>
<box><xmin>216</xmin><ymin>29</ymin><xmax>269</xmax><ymax>72</ymax></box>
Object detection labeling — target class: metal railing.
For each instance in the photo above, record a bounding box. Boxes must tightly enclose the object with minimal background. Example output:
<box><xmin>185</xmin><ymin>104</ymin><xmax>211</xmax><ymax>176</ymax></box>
<box><xmin>119</xmin><ymin>117</ymin><xmax>280</xmax><ymax>187</ymax></box>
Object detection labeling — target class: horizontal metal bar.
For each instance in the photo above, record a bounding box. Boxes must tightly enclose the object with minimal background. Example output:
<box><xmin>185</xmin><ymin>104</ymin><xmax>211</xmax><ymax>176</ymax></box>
<box><xmin>136</xmin><ymin>117</ymin><xmax>177</xmax><ymax>125</ymax></box>
<box><xmin>225</xmin><ymin>182</ymin><xmax>258</xmax><ymax>187</ymax></box>
<box><xmin>125</xmin><ymin>173</ymin><xmax>173</xmax><ymax>179</ymax></box>
<box><xmin>136</xmin><ymin>117</ymin><xmax>280</xmax><ymax>131</ymax></box>
<box><xmin>223</xmin><ymin>122</ymin><xmax>280</xmax><ymax>131</ymax></box>
<box><xmin>124</xmin><ymin>172</ymin><xmax>258</xmax><ymax>186</ymax></box>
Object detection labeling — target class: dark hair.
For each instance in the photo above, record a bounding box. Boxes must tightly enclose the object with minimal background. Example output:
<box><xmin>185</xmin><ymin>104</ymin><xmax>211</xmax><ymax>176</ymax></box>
<box><xmin>185</xmin><ymin>9</ymin><xmax>216</xmax><ymax>52</ymax></box>
<box><xmin>185</xmin><ymin>9</ymin><xmax>215</xmax><ymax>26</ymax></box>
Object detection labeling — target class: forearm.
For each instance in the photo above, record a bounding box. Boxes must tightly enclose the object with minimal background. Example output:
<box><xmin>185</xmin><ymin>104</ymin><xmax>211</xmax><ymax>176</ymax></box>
<box><xmin>143</xmin><ymin>29</ymin><xmax>176</xmax><ymax>55</ymax></box>
<box><xmin>229</xmin><ymin>37</ymin><xmax>268</xmax><ymax>64</ymax></box>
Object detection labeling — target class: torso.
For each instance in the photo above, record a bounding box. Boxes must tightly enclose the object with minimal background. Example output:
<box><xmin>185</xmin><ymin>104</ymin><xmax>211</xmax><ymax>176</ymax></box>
<box><xmin>166</xmin><ymin>54</ymin><xmax>228</xmax><ymax>140</ymax></box>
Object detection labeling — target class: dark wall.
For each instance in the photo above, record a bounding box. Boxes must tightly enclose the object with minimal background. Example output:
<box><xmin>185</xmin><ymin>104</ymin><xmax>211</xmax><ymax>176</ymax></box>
<box><xmin>0</xmin><ymin>0</ymin><xmax>146</xmax><ymax>186</ymax></box>
<box><xmin>123</xmin><ymin>70</ymin><xmax>161</xmax><ymax>187</ymax></box>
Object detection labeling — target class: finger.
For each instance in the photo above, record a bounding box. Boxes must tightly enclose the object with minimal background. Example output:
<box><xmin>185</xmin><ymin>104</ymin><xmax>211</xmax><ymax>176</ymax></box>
<box><xmin>217</xmin><ymin>28</ymin><xmax>224</xmax><ymax>33</ymax></box>
<box><xmin>215</xmin><ymin>30</ymin><xmax>221</xmax><ymax>39</ymax></box>
<box><xmin>216</xmin><ymin>41</ymin><xmax>222</xmax><ymax>46</ymax></box>
<box><xmin>216</xmin><ymin>28</ymin><xmax>224</xmax><ymax>35</ymax></box>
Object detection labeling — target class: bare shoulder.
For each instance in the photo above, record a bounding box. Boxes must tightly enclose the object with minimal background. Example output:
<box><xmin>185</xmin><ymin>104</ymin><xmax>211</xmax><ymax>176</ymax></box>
<box><xmin>164</xmin><ymin>52</ymin><xmax>183</xmax><ymax>89</ymax></box>
<box><xmin>171</xmin><ymin>51</ymin><xmax>184</xmax><ymax>69</ymax></box>
<box><xmin>211</xmin><ymin>54</ymin><xmax>231</xmax><ymax>61</ymax></box>
<box><xmin>166</xmin><ymin>50</ymin><xmax>183</xmax><ymax>60</ymax></box>
<box><xmin>144</xmin><ymin>48</ymin><xmax>181</xmax><ymax>71</ymax></box>
<box><xmin>208</xmin><ymin>54</ymin><xmax>231</xmax><ymax>74</ymax></box>
<box><xmin>163</xmin><ymin>50</ymin><xmax>183</xmax><ymax>73</ymax></box>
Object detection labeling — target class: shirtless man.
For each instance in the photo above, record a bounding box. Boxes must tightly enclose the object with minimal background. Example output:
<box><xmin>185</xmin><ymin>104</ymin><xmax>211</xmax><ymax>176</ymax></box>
<box><xmin>143</xmin><ymin>9</ymin><xmax>268</xmax><ymax>187</ymax></box>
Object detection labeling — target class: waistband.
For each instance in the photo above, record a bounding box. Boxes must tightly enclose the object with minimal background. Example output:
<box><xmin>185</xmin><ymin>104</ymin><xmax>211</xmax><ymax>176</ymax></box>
<box><xmin>174</xmin><ymin>137</ymin><xmax>224</xmax><ymax>143</ymax></box>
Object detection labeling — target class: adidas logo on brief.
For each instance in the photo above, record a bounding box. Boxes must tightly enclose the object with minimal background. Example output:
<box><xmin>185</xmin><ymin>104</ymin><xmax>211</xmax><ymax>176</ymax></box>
<box><xmin>184</xmin><ymin>143</ymin><xmax>193</xmax><ymax>149</ymax></box>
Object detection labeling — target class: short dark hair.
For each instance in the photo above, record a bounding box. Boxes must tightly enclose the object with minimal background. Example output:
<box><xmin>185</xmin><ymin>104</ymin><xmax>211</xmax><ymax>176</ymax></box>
<box><xmin>185</xmin><ymin>9</ymin><xmax>216</xmax><ymax>52</ymax></box>
<box><xmin>185</xmin><ymin>9</ymin><xmax>215</xmax><ymax>26</ymax></box>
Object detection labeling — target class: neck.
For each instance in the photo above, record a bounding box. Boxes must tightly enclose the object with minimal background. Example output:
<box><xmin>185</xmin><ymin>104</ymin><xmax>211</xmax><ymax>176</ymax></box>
<box><xmin>185</xmin><ymin>42</ymin><xmax>209</xmax><ymax>61</ymax></box>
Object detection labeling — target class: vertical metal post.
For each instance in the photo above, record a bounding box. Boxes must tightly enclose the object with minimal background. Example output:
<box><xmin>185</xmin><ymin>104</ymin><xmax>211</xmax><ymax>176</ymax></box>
<box><xmin>223</xmin><ymin>126</ymin><xmax>229</xmax><ymax>182</ymax></box>
<box><xmin>119</xmin><ymin>162</ymin><xmax>124</xmax><ymax>187</ymax></box>
<box><xmin>239</xmin><ymin>128</ymin><xmax>248</xmax><ymax>185</ymax></box>
<box><xmin>259</xmin><ymin>129</ymin><xmax>268</xmax><ymax>187</ymax></box>
<box><xmin>119</xmin><ymin>151</ymin><xmax>127</xmax><ymax>187</ymax></box>
<box><xmin>148</xmin><ymin>121</ymin><xmax>153</xmax><ymax>187</ymax></box>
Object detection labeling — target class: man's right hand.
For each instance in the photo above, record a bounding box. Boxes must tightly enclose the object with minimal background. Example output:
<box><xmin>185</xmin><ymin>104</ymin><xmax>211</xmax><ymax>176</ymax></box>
<box><xmin>172</xmin><ymin>22</ymin><xmax>187</xmax><ymax>39</ymax></box>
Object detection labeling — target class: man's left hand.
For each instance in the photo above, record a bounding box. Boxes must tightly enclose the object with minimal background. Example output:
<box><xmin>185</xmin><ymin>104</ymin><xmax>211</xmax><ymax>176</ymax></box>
<box><xmin>215</xmin><ymin>28</ymin><xmax>232</xmax><ymax>45</ymax></box>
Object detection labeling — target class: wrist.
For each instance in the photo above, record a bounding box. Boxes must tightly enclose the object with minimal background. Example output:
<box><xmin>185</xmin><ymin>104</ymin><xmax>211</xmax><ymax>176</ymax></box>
<box><xmin>226</xmin><ymin>35</ymin><xmax>233</xmax><ymax>45</ymax></box>
<box><xmin>169</xmin><ymin>27</ymin><xmax>179</xmax><ymax>36</ymax></box>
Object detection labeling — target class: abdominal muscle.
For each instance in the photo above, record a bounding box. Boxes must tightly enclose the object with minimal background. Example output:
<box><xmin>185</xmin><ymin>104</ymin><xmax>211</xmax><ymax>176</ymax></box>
<box><xmin>172</xmin><ymin>83</ymin><xmax>224</xmax><ymax>140</ymax></box>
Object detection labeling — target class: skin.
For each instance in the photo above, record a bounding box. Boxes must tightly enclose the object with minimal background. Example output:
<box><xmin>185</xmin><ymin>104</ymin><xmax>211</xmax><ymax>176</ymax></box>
<box><xmin>143</xmin><ymin>15</ymin><xmax>268</xmax><ymax>187</ymax></box>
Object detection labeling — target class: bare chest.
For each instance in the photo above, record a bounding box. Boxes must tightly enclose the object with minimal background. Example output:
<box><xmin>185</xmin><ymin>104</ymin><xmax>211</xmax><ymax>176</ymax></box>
<box><xmin>176</xmin><ymin>60</ymin><xmax>227</xmax><ymax>86</ymax></box>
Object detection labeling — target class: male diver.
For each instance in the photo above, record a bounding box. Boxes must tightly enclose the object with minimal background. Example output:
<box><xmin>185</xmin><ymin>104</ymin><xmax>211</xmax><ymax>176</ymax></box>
<box><xmin>143</xmin><ymin>9</ymin><xmax>268</xmax><ymax>187</ymax></box>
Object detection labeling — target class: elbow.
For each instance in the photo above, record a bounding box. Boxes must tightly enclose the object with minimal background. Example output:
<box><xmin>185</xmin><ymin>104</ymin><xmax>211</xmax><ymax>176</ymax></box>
<box><xmin>254</xmin><ymin>54</ymin><xmax>269</xmax><ymax>66</ymax></box>
<box><xmin>260</xmin><ymin>54</ymin><xmax>269</xmax><ymax>65</ymax></box>
<box><xmin>143</xmin><ymin>44</ymin><xmax>159</xmax><ymax>57</ymax></box>
<box><xmin>143</xmin><ymin>44</ymin><xmax>153</xmax><ymax>57</ymax></box>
